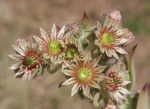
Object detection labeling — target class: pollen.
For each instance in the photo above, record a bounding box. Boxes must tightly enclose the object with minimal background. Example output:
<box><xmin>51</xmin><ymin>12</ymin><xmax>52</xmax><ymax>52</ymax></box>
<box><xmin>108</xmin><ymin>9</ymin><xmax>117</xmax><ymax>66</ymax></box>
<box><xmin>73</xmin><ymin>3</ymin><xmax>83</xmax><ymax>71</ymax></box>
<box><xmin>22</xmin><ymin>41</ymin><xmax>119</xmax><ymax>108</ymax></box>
<box><xmin>25</xmin><ymin>56</ymin><xmax>36</xmax><ymax>66</ymax></box>
<box><xmin>66</xmin><ymin>47</ymin><xmax>77</xmax><ymax>60</ymax></box>
<box><xmin>77</xmin><ymin>68</ymin><xmax>91</xmax><ymax>81</ymax></box>
<box><xmin>48</xmin><ymin>40</ymin><xmax>62</xmax><ymax>54</ymax></box>
<box><xmin>101</xmin><ymin>33</ymin><xmax>115</xmax><ymax>46</ymax></box>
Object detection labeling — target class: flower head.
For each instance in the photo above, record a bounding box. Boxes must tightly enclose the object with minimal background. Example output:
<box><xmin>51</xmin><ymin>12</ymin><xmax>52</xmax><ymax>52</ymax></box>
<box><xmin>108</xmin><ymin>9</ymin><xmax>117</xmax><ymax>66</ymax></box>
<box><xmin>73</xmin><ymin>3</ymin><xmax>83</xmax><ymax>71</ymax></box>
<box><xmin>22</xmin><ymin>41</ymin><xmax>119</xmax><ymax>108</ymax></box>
<box><xmin>34</xmin><ymin>24</ymin><xmax>66</xmax><ymax>64</ymax></box>
<box><xmin>62</xmin><ymin>33</ymin><xmax>91</xmax><ymax>70</ymax></box>
<box><xmin>106</xmin><ymin>63</ymin><xmax>131</xmax><ymax>103</ymax></box>
<box><xmin>63</xmin><ymin>35</ymin><xmax>80</xmax><ymax>61</ymax></box>
<box><xmin>95</xmin><ymin>10</ymin><xmax>135</xmax><ymax>59</ymax></box>
<box><xmin>9</xmin><ymin>38</ymin><xmax>44</xmax><ymax>80</ymax></box>
<box><xmin>61</xmin><ymin>56</ymin><xmax>106</xmax><ymax>98</ymax></box>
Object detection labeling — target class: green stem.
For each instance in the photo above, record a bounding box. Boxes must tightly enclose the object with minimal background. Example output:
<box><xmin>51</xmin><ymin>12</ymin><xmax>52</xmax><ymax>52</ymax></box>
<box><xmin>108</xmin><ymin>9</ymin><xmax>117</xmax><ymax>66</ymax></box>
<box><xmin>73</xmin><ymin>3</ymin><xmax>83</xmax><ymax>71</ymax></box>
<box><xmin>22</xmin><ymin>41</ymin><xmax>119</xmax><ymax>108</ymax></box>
<box><xmin>47</xmin><ymin>64</ymin><xmax>62</xmax><ymax>74</ymax></box>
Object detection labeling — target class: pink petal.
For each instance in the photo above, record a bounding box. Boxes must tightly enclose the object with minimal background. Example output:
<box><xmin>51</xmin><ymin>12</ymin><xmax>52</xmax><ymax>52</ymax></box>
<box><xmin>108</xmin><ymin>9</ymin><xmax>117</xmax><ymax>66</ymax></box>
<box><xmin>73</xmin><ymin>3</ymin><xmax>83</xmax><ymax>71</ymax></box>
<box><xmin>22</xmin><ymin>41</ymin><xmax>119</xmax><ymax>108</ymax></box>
<box><xmin>105</xmin><ymin>10</ymin><xmax>122</xmax><ymax>22</ymax></box>
<box><xmin>51</xmin><ymin>24</ymin><xmax>57</xmax><ymax>39</ymax></box>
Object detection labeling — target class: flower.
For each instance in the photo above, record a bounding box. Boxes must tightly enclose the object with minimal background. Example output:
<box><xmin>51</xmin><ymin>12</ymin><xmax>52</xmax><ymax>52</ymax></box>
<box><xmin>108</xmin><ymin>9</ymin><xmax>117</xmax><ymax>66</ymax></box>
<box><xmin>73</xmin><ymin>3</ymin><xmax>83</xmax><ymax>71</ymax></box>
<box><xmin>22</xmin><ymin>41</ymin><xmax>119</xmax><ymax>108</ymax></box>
<box><xmin>104</xmin><ymin>9</ymin><xmax>122</xmax><ymax>22</ymax></box>
<box><xmin>106</xmin><ymin>63</ymin><xmax>131</xmax><ymax>103</ymax></box>
<box><xmin>62</xmin><ymin>33</ymin><xmax>91</xmax><ymax>70</ymax></box>
<box><xmin>61</xmin><ymin>56</ymin><xmax>106</xmax><ymax>98</ymax></box>
<box><xmin>66</xmin><ymin>23</ymin><xmax>80</xmax><ymax>35</ymax></box>
<box><xmin>63</xmin><ymin>35</ymin><xmax>81</xmax><ymax>61</ymax></box>
<box><xmin>95</xmin><ymin>10</ymin><xmax>134</xmax><ymax>59</ymax></box>
<box><xmin>9</xmin><ymin>38</ymin><xmax>44</xmax><ymax>80</ymax></box>
<box><xmin>33</xmin><ymin>24</ymin><xmax>66</xmax><ymax>64</ymax></box>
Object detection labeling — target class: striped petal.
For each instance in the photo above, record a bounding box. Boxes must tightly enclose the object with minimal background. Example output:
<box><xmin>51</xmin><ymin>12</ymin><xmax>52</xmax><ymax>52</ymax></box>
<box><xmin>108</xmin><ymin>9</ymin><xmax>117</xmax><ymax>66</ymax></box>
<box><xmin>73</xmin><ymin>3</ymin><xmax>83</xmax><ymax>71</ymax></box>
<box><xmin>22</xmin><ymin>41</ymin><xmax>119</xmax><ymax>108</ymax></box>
<box><xmin>97</xmin><ymin>21</ymin><xmax>102</xmax><ymax>31</ymax></box>
<box><xmin>40</xmin><ymin>28</ymin><xmax>49</xmax><ymax>41</ymax></box>
<box><xmin>51</xmin><ymin>24</ymin><xmax>57</xmax><ymax>39</ymax></box>
<box><xmin>90</xmin><ymin>81</ymin><xmax>100</xmax><ymax>89</ymax></box>
<box><xmin>33</xmin><ymin>35</ymin><xmax>42</xmax><ymax>42</ymax></box>
<box><xmin>12</xmin><ymin>45</ymin><xmax>25</xmax><ymax>56</ymax></box>
<box><xmin>95</xmin><ymin>66</ymin><xmax>106</xmax><ymax>73</ymax></box>
<box><xmin>116</xmin><ymin>47</ymin><xmax>128</xmax><ymax>54</ymax></box>
<box><xmin>9</xmin><ymin>54</ymin><xmax>20</xmax><ymax>60</ymax></box>
<box><xmin>93</xmin><ymin>93</ymin><xmax>100</xmax><ymax>108</ymax></box>
<box><xmin>83</xmin><ymin>87</ymin><xmax>92</xmax><ymax>99</ymax></box>
<box><xmin>92</xmin><ymin>56</ymin><xmax>101</xmax><ymax>67</ymax></box>
<box><xmin>119</xmin><ymin>88</ymin><xmax>131</xmax><ymax>95</ymax></box>
<box><xmin>62</xmin><ymin>69</ymin><xmax>72</xmax><ymax>76</ymax></box>
<box><xmin>71</xmin><ymin>83</ymin><xmax>79</xmax><ymax>96</ymax></box>
<box><xmin>62</xmin><ymin>78</ymin><xmax>75</xmax><ymax>86</ymax></box>
<box><xmin>58</xmin><ymin>25</ymin><xmax>65</xmax><ymax>39</ymax></box>
<box><xmin>10</xmin><ymin>63</ymin><xmax>20</xmax><ymax>70</ymax></box>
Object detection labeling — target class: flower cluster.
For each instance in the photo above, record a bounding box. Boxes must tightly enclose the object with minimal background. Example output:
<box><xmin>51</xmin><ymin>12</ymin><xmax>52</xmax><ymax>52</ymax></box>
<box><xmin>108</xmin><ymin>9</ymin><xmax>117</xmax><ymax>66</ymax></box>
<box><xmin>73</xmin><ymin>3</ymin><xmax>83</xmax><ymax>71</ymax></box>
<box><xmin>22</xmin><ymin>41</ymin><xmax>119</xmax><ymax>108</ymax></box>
<box><xmin>9</xmin><ymin>10</ymin><xmax>135</xmax><ymax>109</ymax></box>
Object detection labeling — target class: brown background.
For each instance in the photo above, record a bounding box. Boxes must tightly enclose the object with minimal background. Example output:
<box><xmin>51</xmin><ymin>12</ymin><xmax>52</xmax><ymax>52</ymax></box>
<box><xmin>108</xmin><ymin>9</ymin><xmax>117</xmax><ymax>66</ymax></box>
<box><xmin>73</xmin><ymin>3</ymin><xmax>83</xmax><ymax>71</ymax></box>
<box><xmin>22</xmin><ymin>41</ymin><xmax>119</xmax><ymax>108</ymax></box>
<box><xmin>0</xmin><ymin>0</ymin><xmax>150</xmax><ymax>109</ymax></box>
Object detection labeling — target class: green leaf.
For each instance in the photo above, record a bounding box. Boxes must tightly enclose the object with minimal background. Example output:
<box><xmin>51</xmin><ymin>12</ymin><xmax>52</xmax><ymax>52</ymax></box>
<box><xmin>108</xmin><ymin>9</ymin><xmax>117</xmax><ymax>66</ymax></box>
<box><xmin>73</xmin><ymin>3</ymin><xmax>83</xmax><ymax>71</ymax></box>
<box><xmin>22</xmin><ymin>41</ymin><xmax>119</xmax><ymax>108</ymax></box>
<box><xmin>81</xmin><ymin>11</ymin><xmax>90</xmax><ymax>29</ymax></box>
<box><xmin>119</xmin><ymin>93</ymin><xmax>139</xmax><ymax>109</ymax></box>
<box><xmin>127</xmin><ymin>44</ymin><xmax>138</xmax><ymax>91</ymax></box>
<box><xmin>136</xmin><ymin>83</ymin><xmax>150</xmax><ymax>109</ymax></box>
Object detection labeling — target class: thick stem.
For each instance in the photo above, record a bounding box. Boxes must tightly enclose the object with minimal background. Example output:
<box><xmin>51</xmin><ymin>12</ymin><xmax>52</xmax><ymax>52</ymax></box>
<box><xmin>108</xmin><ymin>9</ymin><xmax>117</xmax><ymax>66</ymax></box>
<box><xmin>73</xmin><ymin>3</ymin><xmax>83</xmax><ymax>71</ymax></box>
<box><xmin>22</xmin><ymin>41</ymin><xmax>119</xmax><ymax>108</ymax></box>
<box><xmin>47</xmin><ymin>64</ymin><xmax>62</xmax><ymax>74</ymax></box>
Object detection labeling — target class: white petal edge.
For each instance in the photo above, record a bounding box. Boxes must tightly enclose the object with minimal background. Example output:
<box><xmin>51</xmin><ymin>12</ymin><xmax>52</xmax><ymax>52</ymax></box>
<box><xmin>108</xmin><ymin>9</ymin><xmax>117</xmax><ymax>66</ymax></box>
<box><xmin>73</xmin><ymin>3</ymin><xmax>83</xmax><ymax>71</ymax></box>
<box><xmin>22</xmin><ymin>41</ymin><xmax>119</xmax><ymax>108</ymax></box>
<box><xmin>71</xmin><ymin>83</ymin><xmax>79</xmax><ymax>96</ymax></box>
<box><xmin>10</xmin><ymin>63</ymin><xmax>20</xmax><ymax>70</ymax></box>
<box><xmin>61</xmin><ymin>78</ymin><xmax>75</xmax><ymax>86</ymax></box>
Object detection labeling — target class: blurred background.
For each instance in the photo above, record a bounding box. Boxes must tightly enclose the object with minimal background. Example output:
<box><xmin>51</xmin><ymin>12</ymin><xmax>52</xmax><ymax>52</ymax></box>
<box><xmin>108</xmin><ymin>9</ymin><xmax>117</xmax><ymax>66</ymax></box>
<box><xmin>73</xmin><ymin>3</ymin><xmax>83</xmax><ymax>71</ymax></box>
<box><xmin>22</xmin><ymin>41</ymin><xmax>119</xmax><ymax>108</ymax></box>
<box><xmin>0</xmin><ymin>0</ymin><xmax>150</xmax><ymax>109</ymax></box>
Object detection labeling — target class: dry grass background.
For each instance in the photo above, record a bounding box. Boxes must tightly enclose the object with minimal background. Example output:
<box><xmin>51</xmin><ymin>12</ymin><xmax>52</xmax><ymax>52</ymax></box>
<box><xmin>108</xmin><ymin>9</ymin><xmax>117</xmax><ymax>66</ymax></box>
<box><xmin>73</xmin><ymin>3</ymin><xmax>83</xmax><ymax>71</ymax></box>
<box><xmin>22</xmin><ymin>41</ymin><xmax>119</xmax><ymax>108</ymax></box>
<box><xmin>0</xmin><ymin>0</ymin><xmax>150</xmax><ymax>109</ymax></box>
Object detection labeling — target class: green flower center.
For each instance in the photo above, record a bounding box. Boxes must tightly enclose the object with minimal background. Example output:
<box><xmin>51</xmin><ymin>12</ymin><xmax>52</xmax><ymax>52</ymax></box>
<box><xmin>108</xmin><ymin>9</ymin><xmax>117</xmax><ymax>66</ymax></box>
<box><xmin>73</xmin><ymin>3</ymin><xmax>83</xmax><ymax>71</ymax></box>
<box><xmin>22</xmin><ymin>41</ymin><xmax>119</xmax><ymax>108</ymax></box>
<box><xmin>25</xmin><ymin>56</ymin><xmax>36</xmax><ymax>66</ymax></box>
<box><xmin>101</xmin><ymin>33</ymin><xmax>115</xmax><ymax>46</ymax></box>
<box><xmin>48</xmin><ymin>40</ymin><xmax>62</xmax><ymax>54</ymax></box>
<box><xmin>66</xmin><ymin>47</ymin><xmax>77</xmax><ymax>60</ymax></box>
<box><xmin>78</xmin><ymin>68</ymin><xmax>91</xmax><ymax>81</ymax></box>
<box><xmin>113</xmin><ymin>79</ymin><xmax>119</xmax><ymax>85</ymax></box>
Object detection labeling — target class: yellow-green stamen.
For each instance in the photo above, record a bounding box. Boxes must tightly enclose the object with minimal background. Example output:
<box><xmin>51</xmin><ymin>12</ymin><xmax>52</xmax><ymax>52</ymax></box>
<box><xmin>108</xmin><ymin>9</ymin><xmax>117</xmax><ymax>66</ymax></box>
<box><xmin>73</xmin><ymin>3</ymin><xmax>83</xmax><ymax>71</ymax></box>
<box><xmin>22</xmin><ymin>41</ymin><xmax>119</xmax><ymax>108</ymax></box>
<box><xmin>66</xmin><ymin>47</ymin><xmax>77</xmax><ymax>60</ymax></box>
<box><xmin>78</xmin><ymin>68</ymin><xmax>91</xmax><ymax>81</ymax></box>
<box><xmin>48</xmin><ymin>40</ymin><xmax>62</xmax><ymax>54</ymax></box>
<box><xmin>101</xmin><ymin>33</ymin><xmax>115</xmax><ymax>46</ymax></box>
<box><xmin>113</xmin><ymin>79</ymin><xmax>119</xmax><ymax>85</ymax></box>
<box><xmin>25</xmin><ymin>57</ymin><xmax>36</xmax><ymax>66</ymax></box>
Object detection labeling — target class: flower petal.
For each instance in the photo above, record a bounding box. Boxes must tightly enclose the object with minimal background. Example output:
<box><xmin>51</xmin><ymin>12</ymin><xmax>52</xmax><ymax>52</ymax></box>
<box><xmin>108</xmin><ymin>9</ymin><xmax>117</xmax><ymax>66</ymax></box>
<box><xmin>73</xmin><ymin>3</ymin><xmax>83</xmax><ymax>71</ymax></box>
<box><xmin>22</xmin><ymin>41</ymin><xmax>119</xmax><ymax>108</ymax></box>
<box><xmin>115</xmin><ymin>47</ymin><xmax>128</xmax><ymax>55</ymax></box>
<box><xmin>92</xmin><ymin>55</ymin><xmax>102</xmax><ymax>67</ymax></box>
<box><xmin>113</xmin><ymin>92</ymin><xmax>123</xmax><ymax>103</ymax></box>
<box><xmin>40</xmin><ymin>28</ymin><xmax>49</xmax><ymax>41</ymax></box>
<box><xmin>83</xmin><ymin>87</ymin><xmax>92</xmax><ymax>99</ymax></box>
<box><xmin>62</xmin><ymin>69</ymin><xmax>72</xmax><ymax>76</ymax></box>
<box><xmin>9</xmin><ymin>54</ymin><xmax>20</xmax><ymax>60</ymax></box>
<box><xmin>119</xmin><ymin>88</ymin><xmax>131</xmax><ymax>95</ymax></box>
<box><xmin>96</xmin><ymin>75</ymin><xmax>107</xmax><ymax>82</ymax></box>
<box><xmin>10</xmin><ymin>63</ymin><xmax>20</xmax><ymax>70</ymax></box>
<box><xmin>111</xmin><ymin>50</ymin><xmax>119</xmax><ymax>60</ymax></box>
<box><xmin>125</xmin><ymin>31</ymin><xmax>135</xmax><ymax>45</ymax></box>
<box><xmin>116</xmin><ymin>91</ymin><xmax>127</xmax><ymax>100</ymax></box>
<box><xmin>93</xmin><ymin>93</ymin><xmax>100</xmax><ymax>108</ymax></box>
<box><xmin>95</xmin><ymin>66</ymin><xmax>106</xmax><ymax>73</ymax></box>
<box><xmin>61</xmin><ymin>78</ymin><xmax>75</xmax><ymax>86</ymax></box>
<box><xmin>51</xmin><ymin>24</ymin><xmax>57</xmax><ymax>39</ymax></box>
<box><xmin>97</xmin><ymin>21</ymin><xmax>102</xmax><ymax>31</ymax></box>
<box><xmin>122</xmin><ymin>80</ymin><xmax>131</xmax><ymax>86</ymax></box>
<box><xmin>14</xmin><ymin>71</ymin><xmax>24</xmax><ymax>77</ymax></box>
<box><xmin>105</xmin><ymin>10</ymin><xmax>121</xmax><ymax>22</ymax></box>
<box><xmin>90</xmin><ymin>81</ymin><xmax>100</xmax><ymax>89</ymax></box>
<box><xmin>12</xmin><ymin>45</ymin><xmax>25</xmax><ymax>56</ymax></box>
<box><xmin>58</xmin><ymin>25</ymin><xmax>65</xmax><ymax>39</ymax></box>
<box><xmin>71</xmin><ymin>83</ymin><xmax>79</xmax><ymax>96</ymax></box>
<box><xmin>33</xmin><ymin>35</ymin><xmax>42</xmax><ymax>42</ymax></box>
